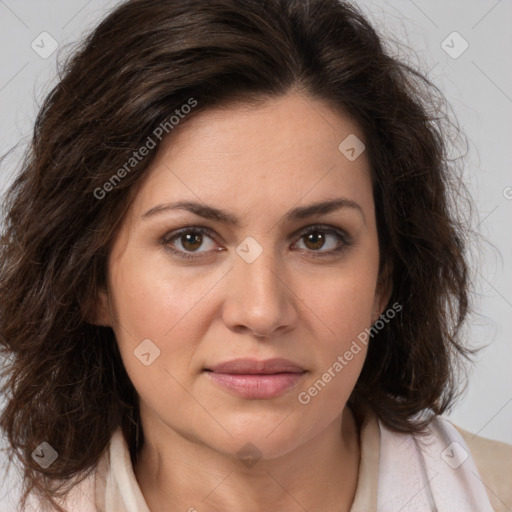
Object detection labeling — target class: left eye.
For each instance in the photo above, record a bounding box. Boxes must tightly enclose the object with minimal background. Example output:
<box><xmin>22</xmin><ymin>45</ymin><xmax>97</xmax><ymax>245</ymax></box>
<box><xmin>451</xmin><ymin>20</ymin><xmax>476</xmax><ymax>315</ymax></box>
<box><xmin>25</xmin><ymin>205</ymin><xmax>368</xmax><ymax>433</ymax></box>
<box><xmin>293</xmin><ymin>229</ymin><xmax>344</xmax><ymax>252</ymax></box>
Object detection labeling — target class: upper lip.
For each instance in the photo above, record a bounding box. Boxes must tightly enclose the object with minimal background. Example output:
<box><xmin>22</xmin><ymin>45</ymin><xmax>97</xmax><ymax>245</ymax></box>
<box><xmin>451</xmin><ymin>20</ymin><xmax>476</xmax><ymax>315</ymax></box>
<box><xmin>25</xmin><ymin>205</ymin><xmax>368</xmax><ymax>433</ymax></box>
<box><xmin>204</xmin><ymin>358</ymin><xmax>306</xmax><ymax>374</ymax></box>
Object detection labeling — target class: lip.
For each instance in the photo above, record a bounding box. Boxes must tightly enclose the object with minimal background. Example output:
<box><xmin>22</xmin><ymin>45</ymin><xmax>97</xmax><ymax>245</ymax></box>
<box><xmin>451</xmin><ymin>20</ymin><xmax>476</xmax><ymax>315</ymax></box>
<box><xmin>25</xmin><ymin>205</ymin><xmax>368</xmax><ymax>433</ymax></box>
<box><xmin>205</xmin><ymin>357</ymin><xmax>306</xmax><ymax>374</ymax></box>
<box><xmin>203</xmin><ymin>358</ymin><xmax>307</xmax><ymax>399</ymax></box>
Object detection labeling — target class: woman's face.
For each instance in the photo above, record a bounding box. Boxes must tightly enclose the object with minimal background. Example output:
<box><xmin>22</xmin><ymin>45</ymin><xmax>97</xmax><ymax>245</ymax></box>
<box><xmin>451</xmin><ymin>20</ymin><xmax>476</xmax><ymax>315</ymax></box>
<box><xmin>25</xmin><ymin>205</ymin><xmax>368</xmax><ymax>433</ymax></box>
<box><xmin>98</xmin><ymin>91</ymin><xmax>387</xmax><ymax>460</ymax></box>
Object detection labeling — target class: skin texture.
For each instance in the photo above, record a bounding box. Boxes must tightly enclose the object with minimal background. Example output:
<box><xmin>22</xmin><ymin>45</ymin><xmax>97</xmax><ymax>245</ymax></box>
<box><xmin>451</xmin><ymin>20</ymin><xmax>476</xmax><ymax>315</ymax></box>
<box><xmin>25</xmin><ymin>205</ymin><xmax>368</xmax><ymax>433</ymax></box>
<box><xmin>95</xmin><ymin>91</ymin><xmax>389</xmax><ymax>511</ymax></box>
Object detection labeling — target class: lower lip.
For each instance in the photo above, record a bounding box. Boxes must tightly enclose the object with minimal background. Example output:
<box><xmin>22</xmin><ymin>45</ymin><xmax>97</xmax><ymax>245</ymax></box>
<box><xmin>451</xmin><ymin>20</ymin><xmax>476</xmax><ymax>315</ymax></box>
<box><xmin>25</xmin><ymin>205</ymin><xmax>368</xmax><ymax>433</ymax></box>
<box><xmin>204</xmin><ymin>371</ymin><xmax>305</xmax><ymax>399</ymax></box>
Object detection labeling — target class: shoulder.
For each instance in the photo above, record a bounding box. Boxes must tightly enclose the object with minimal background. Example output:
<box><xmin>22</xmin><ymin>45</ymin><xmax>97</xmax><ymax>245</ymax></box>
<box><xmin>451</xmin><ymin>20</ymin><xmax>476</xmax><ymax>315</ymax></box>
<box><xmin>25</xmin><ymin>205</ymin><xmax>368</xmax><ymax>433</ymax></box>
<box><xmin>450</xmin><ymin>421</ymin><xmax>512</xmax><ymax>512</ymax></box>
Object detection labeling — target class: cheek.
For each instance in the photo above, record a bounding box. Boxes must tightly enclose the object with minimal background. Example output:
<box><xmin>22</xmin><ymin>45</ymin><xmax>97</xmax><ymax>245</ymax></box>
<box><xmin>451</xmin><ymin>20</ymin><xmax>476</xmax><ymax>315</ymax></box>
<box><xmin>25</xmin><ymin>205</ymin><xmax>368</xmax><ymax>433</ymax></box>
<box><xmin>108</xmin><ymin>249</ymin><xmax>218</xmax><ymax>339</ymax></box>
<box><xmin>302</xmin><ymin>259</ymin><xmax>380</xmax><ymax>345</ymax></box>
<box><xmin>294</xmin><ymin>276</ymin><xmax>374</xmax><ymax>418</ymax></box>
<box><xmin>106</xmin><ymin>251</ymin><xmax>217</xmax><ymax>388</ymax></box>
<box><xmin>293</xmin><ymin>251</ymin><xmax>379</xmax><ymax>388</ymax></box>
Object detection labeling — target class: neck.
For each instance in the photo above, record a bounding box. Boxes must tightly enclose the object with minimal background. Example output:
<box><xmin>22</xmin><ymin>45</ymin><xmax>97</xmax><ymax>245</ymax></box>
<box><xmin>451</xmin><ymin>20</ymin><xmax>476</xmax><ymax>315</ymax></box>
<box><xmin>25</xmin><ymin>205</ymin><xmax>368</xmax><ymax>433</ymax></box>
<box><xmin>134</xmin><ymin>406</ymin><xmax>360</xmax><ymax>512</ymax></box>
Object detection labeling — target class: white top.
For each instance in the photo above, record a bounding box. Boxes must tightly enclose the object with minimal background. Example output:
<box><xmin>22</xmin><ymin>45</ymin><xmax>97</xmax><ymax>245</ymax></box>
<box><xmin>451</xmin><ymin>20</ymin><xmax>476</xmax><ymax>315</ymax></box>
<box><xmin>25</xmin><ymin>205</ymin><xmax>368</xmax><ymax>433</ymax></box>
<box><xmin>23</xmin><ymin>409</ymin><xmax>512</xmax><ymax>511</ymax></box>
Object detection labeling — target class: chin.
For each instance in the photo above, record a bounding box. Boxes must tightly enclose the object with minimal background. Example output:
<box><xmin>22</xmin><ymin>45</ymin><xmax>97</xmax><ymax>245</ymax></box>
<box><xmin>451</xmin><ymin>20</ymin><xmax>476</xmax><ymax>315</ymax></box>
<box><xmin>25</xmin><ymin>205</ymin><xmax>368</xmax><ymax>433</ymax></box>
<box><xmin>207</xmin><ymin>415</ymin><xmax>308</xmax><ymax>459</ymax></box>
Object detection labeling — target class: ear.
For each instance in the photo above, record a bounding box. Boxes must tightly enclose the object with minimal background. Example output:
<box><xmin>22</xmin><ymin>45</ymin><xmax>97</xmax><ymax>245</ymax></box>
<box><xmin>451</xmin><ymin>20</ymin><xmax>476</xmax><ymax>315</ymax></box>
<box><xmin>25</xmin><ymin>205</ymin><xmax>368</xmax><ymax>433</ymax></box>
<box><xmin>86</xmin><ymin>287</ymin><xmax>112</xmax><ymax>327</ymax></box>
<box><xmin>371</xmin><ymin>262</ymin><xmax>393</xmax><ymax>324</ymax></box>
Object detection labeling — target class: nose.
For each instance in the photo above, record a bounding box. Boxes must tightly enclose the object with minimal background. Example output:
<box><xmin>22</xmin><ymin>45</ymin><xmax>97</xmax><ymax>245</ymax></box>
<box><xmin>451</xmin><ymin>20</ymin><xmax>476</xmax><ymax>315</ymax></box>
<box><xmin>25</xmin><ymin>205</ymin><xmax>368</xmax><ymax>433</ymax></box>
<box><xmin>221</xmin><ymin>248</ymin><xmax>298</xmax><ymax>339</ymax></box>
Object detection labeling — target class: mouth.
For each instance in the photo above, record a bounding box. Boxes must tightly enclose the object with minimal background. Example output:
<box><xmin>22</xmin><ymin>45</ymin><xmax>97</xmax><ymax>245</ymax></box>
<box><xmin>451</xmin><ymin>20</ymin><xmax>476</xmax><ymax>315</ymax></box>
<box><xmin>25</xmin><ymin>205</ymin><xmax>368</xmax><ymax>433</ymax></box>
<box><xmin>204</xmin><ymin>357</ymin><xmax>306</xmax><ymax>374</ymax></box>
<box><xmin>203</xmin><ymin>358</ymin><xmax>307</xmax><ymax>399</ymax></box>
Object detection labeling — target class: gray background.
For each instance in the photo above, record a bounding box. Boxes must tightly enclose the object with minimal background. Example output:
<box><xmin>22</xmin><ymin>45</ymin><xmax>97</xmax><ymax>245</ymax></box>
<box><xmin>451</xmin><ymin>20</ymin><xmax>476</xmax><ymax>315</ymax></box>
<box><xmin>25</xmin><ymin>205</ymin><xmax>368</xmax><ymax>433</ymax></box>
<box><xmin>1</xmin><ymin>0</ymin><xmax>511</xmax><ymax>509</ymax></box>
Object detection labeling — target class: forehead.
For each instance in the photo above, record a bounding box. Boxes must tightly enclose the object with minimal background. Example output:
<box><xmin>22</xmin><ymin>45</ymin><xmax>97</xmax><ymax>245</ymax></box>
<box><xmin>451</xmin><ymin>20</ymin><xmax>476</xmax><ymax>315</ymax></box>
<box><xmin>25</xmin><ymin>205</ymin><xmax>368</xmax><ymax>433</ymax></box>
<box><xmin>130</xmin><ymin>92</ymin><xmax>373</xmax><ymax>220</ymax></box>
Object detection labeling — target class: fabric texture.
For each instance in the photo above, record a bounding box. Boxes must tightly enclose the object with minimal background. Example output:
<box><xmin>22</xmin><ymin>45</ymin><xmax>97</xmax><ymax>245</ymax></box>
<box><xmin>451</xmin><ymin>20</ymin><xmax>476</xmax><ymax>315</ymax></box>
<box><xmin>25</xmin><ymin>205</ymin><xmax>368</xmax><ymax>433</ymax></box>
<box><xmin>377</xmin><ymin>415</ymin><xmax>494</xmax><ymax>511</ymax></box>
<box><xmin>24</xmin><ymin>409</ymin><xmax>512</xmax><ymax>511</ymax></box>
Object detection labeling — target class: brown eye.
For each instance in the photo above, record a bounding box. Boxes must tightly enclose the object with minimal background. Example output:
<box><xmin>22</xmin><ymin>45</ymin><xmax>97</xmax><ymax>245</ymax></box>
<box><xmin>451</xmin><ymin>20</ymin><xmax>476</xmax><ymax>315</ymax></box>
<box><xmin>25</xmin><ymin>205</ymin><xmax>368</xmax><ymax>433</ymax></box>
<box><xmin>303</xmin><ymin>231</ymin><xmax>327</xmax><ymax>250</ymax></box>
<box><xmin>181</xmin><ymin>232</ymin><xmax>203</xmax><ymax>251</ymax></box>
<box><xmin>293</xmin><ymin>225</ymin><xmax>352</xmax><ymax>258</ymax></box>
<box><xmin>163</xmin><ymin>227</ymin><xmax>218</xmax><ymax>259</ymax></box>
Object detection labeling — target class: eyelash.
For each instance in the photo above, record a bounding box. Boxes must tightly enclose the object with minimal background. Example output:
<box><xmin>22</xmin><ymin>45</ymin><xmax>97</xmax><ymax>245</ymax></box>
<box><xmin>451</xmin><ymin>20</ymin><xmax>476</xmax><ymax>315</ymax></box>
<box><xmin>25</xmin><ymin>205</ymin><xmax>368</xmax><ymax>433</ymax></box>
<box><xmin>161</xmin><ymin>225</ymin><xmax>352</xmax><ymax>261</ymax></box>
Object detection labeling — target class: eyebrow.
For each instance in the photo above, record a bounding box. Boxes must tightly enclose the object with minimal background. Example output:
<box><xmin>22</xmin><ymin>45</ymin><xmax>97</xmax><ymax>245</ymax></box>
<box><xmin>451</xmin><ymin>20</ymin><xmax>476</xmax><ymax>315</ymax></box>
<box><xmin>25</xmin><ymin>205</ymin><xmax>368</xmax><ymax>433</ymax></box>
<box><xmin>141</xmin><ymin>197</ymin><xmax>366</xmax><ymax>225</ymax></box>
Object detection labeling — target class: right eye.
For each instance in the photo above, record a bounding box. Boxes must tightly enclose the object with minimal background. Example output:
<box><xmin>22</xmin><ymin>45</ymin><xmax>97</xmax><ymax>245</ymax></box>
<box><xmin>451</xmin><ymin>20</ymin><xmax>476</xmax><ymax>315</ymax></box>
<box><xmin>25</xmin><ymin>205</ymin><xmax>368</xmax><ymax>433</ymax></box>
<box><xmin>162</xmin><ymin>227</ymin><xmax>221</xmax><ymax>260</ymax></box>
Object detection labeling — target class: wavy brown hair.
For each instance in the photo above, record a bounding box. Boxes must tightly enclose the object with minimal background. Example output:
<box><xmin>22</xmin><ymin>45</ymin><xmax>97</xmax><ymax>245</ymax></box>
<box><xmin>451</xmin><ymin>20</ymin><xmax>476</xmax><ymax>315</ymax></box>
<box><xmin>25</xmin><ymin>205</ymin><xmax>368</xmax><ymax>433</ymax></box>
<box><xmin>0</xmin><ymin>0</ymin><xmax>476</xmax><ymax>509</ymax></box>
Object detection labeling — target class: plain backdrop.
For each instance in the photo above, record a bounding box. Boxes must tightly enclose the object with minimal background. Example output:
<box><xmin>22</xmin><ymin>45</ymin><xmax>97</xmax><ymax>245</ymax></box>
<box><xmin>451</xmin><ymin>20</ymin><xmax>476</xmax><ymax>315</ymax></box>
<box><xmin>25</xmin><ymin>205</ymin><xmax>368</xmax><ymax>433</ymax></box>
<box><xmin>0</xmin><ymin>0</ymin><xmax>511</xmax><ymax>509</ymax></box>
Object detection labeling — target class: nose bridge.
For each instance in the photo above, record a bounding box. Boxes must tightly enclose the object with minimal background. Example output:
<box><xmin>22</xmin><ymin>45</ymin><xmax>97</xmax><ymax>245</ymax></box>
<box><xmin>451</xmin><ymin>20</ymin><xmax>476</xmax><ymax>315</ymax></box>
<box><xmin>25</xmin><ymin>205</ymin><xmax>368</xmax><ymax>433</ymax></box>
<box><xmin>235</xmin><ymin>238</ymin><xmax>285</xmax><ymax>303</ymax></box>
<box><xmin>223</xmin><ymin>236</ymin><xmax>296</xmax><ymax>336</ymax></box>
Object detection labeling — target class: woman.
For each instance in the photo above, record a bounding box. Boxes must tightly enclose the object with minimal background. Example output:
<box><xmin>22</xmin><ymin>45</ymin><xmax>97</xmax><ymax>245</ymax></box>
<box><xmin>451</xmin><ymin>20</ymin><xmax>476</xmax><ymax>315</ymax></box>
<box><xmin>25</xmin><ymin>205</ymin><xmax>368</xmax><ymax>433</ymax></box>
<box><xmin>0</xmin><ymin>0</ymin><xmax>510</xmax><ymax>511</ymax></box>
